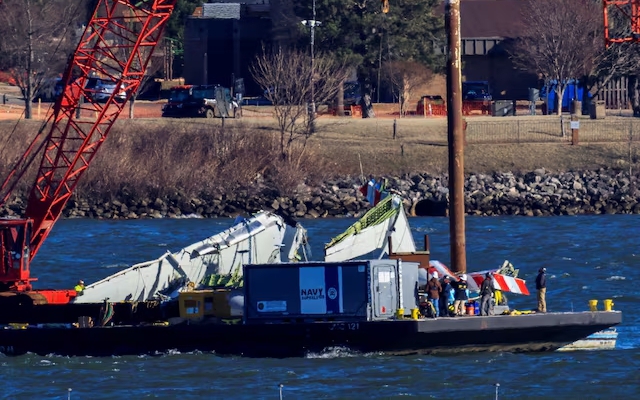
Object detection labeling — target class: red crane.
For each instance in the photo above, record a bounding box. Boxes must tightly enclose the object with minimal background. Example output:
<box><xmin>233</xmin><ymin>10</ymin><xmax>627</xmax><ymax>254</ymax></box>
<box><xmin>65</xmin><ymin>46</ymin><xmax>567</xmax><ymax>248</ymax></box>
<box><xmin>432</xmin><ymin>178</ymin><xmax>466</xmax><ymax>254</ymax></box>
<box><xmin>0</xmin><ymin>0</ymin><xmax>177</xmax><ymax>304</ymax></box>
<box><xmin>603</xmin><ymin>0</ymin><xmax>640</xmax><ymax>46</ymax></box>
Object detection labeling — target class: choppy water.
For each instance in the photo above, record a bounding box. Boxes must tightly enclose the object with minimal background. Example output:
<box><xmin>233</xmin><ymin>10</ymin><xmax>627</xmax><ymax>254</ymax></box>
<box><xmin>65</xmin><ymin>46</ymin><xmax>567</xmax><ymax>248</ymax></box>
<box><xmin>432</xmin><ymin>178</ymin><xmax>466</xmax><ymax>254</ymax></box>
<box><xmin>3</xmin><ymin>215</ymin><xmax>639</xmax><ymax>399</ymax></box>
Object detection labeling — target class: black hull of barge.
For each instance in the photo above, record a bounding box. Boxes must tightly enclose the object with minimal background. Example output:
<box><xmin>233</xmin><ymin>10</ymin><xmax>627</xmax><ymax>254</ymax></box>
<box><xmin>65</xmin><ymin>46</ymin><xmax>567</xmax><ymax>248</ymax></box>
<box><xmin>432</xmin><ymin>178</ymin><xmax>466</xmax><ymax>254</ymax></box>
<box><xmin>0</xmin><ymin>311</ymin><xmax>622</xmax><ymax>358</ymax></box>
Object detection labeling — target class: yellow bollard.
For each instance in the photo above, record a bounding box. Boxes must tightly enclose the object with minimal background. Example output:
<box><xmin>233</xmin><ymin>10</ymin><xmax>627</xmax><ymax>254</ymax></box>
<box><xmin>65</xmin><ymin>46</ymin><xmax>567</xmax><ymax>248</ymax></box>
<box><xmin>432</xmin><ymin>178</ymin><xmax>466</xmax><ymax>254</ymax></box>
<box><xmin>588</xmin><ymin>299</ymin><xmax>598</xmax><ymax>311</ymax></box>
<box><xmin>411</xmin><ymin>308</ymin><xmax>420</xmax><ymax>320</ymax></box>
<box><xmin>395</xmin><ymin>308</ymin><xmax>405</xmax><ymax>319</ymax></box>
<box><xmin>603</xmin><ymin>299</ymin><xmax>614</xmax><ymax>312</ymax></box>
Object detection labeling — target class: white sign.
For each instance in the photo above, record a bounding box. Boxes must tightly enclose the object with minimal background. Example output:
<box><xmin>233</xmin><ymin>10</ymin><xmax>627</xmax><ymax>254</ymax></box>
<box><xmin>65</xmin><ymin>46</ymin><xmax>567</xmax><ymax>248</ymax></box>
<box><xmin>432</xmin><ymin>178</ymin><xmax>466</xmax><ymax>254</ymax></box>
<box><xmin>300</xmin><ymin>267</ymin><xmax>326</xmax><ymax>314</ymax></box>
<box><xmin>570</xmin><ymin>120</ymin><xmax>580</xmax><ymax>130</ymax></box>
<box><xmin>378</xmin><ymin>270</ymin><xmax>391</xmax><ymax>283</ymax></box>
<box><xmin>257</xmin><ymin>300</ymin><xmax>287</xmax><ymax>313</ymax></box>
<box><xmin>299</xmin><ymin>266</ymin><xmax>344</xmax><ymax>314</ymax></box>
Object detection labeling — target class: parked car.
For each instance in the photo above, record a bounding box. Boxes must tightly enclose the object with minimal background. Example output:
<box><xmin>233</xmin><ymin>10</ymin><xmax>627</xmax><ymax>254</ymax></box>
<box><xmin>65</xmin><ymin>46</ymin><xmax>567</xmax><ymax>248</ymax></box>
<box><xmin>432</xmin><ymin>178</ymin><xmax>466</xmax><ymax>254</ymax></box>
<box><xmin>462</xmin><ymin>81</ymin><xmax>492</xmax><ymax>101</ymax></box>
<box><xmin>85</xmin><ymin>77</ymin><xmax>126</xmax><ymax>103</ymax></box>
<box><xmin>344</xmin><ymin>81</ymin><xmax>362</xmax><ymax>106</ymax></box>
<box><xmin>33</xmin><ymin>78</ymin><xmax>64</xmax><ymax>102</ymax></box>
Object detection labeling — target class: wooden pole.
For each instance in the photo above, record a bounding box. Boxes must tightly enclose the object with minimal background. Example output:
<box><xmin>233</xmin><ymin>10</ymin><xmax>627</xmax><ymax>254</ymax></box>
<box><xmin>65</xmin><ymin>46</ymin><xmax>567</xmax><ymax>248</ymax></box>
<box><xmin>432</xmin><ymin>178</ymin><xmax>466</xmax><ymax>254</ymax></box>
<box><xmin>571</xmin><ymin>114</ymin><xmax>579</xmax><ymax>145</ymax></box>
<box><xmin>445</xmin><ymin>0</ymin><xmax>466</xmax><ymax>274</ymax></box>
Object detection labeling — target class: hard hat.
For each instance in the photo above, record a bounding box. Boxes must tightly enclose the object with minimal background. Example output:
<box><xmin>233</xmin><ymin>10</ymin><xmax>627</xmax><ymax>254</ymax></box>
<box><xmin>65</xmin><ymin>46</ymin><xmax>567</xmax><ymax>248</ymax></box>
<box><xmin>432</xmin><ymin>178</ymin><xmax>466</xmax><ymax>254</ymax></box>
<box><xmin>432</xmin><ymin>272</ymin><xmax>438</xmax><ymax>279</ymax></box>
<box><xmin>460</xmin><ymin>274</ymin><xmax>467</xmax><ymax>281</ymax></box>
<box><xmin>78</xmin><ymin>280</ymin><xmax>84</xmax><ymax>285</ymax></box>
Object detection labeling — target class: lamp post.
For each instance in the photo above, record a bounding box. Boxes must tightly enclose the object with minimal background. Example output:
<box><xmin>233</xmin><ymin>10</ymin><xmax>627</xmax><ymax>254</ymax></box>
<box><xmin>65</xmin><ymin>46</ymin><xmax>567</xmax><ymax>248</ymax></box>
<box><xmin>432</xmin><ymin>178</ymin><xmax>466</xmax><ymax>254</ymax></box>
<box><xmin>302</xmin><ymin>0</ymin><xmax>321</xmax><ymax>129</ymax></box>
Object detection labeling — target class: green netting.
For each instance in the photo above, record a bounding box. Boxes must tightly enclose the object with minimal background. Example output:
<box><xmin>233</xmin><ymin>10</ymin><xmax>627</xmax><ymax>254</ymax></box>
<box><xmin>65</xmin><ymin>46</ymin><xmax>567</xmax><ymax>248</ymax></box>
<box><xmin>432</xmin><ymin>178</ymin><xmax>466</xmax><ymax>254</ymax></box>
<box><xmin>201</xmin><ymin>263</ymin><xmax>244</xmax><ymax>288</ymax></box>
<box><xmin>325</xmin><ymin>195</ymin><xmax>399</xmax><ymax>250</ymax></box>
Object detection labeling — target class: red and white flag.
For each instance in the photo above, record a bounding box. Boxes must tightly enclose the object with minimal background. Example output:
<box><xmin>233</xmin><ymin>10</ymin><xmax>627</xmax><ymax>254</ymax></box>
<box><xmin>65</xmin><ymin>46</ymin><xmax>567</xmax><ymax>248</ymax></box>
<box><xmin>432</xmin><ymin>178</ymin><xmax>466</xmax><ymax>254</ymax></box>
<box><xmin>428</xmin><ymin>260</ymin><xmax>530</xmax><ymax>296</ymax></box>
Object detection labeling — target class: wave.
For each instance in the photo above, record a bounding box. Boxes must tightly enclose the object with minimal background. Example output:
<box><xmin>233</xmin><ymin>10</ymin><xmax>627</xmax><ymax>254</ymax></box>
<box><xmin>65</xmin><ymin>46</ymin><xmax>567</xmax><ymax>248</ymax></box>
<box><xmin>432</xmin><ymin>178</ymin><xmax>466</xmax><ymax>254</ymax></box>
<box><xmin>606</xmin><ymin>276</ymin><xmax>626</xmax><ymax>281</ymax></box>
<box><xmin>305</xmin><ymin>346</ymin><xmax>382</xmax><ymax>359</ymax></box>
<box><xmin>104</xmin><ymin>263</ymin><xmax>129</xmax><ymax>269</ymax></box>
<box><xmin>177</xmin><ymin>213</ymin><xmax>204</xmax><ymax>219</ymax></box>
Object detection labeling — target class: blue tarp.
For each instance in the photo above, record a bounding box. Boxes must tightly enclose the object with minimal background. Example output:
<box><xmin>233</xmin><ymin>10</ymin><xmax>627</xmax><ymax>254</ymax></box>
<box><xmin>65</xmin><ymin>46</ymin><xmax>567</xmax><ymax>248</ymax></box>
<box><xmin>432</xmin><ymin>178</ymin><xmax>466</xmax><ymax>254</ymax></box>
<box><xmin>539</xmin><ymin>80</ymin><xmax>592</xmax><ymax>113</ymax></box>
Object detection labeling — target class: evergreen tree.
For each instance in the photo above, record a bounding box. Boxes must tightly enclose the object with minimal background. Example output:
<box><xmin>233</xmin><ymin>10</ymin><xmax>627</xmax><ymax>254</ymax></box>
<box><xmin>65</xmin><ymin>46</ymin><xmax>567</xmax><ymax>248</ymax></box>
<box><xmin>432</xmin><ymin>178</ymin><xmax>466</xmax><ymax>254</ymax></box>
<box><xmin>294</xmin><ymin>0</ymin><xmax>444</xmax><ymax>93</ymax></box>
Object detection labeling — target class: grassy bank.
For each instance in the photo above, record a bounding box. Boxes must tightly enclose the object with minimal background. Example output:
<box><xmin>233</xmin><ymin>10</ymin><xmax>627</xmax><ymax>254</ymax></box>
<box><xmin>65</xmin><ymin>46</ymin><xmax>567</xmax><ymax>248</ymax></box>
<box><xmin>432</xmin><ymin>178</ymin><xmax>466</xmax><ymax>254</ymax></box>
<box><xmin>0</xmin><ymin>116</ymin><xmax>637</xmax><ymax>199</ymax></box>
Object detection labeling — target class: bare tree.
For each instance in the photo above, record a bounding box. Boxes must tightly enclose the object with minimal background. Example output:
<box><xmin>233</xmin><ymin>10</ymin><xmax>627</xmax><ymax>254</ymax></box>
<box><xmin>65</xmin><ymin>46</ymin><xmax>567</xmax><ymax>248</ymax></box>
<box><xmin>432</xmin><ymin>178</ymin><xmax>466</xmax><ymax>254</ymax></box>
<box><xmin>0</xmin><ymin>0</ymin><xmax>82</xmax><ymax>119</ymax></box>
<box><xmin>251</xmin><ymin>46</ymin><xmax>350</xmax><ymax>165</ymax></box>
<box><xmin>509</xmin><ymin>0</ymin><xmax>601</xmax><ymax>115</ymax></box>
<box><xmin>383</xmin><ymin>60</ymin><xmax>433</xmax><ymax>117</ymax></box>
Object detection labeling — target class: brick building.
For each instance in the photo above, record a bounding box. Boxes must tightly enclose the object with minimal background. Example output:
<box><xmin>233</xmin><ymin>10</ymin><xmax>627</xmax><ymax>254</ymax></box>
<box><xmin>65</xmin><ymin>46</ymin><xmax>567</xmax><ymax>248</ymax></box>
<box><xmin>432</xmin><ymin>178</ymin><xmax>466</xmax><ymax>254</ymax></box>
<box><xmin>183</xmin><ymin>1</ymin><xmax>272</xmax><ymax>96</ymax></box>
<box><xmin>183</xmin><ymin>0</ymin><xmax>629</xmax><ymax>106</ymax></box>
<box><xmin>442</xmin><ymin>0</ymin><xmax>627</xmax><ymax>107</ymax></box>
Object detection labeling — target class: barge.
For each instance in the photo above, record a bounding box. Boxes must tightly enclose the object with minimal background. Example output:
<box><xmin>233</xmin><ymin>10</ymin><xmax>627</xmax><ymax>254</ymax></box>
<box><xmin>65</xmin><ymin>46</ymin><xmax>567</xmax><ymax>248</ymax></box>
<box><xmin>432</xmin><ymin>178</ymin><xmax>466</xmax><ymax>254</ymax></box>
<box><xmin>0</xmin><ymin>311</ymin><xmax>622</xmax><ymax>358</ymax></box>
<box><xmin>0</xmin><ymin>259</ymin><xmax>622</xmax><ymax>357</ymax></box>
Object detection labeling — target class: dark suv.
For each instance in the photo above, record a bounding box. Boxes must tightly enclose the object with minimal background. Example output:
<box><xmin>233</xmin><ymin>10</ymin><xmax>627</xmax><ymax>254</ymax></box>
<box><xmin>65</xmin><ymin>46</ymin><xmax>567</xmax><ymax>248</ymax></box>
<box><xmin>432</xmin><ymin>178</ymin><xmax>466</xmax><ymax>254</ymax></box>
<box><xmin>162</xmin><ymin>85</ymin><xmax>238</xmax><ymax>118</ymax></box>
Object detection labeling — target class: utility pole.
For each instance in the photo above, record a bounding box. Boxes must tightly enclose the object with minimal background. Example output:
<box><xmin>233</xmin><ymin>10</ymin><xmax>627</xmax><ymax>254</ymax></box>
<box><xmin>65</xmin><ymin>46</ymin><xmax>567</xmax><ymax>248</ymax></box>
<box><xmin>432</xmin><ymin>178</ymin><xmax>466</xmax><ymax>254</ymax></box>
<box><xmin>302</xmin><ymin>0</ymin><xmax>321</xmax><ymax>131</ymax></box>
<box><xmin>445</xmin><ymin>0</ymin><xmax>467</xmax><ymax>274</ymax></box>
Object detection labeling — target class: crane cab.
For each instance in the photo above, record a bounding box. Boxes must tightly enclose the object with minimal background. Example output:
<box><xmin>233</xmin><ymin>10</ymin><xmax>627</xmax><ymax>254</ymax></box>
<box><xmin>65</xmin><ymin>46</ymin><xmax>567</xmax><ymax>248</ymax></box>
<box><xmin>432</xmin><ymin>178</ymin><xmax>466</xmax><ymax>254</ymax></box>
<box><xmin>0</xmin><ymin>219</ymin><xmax>33</xmax><ymax>292</ymax></box>
<box><xmin>0</xmin><ymin>219</ymin><xmax>75</xmax><ymax>305</ymax></box>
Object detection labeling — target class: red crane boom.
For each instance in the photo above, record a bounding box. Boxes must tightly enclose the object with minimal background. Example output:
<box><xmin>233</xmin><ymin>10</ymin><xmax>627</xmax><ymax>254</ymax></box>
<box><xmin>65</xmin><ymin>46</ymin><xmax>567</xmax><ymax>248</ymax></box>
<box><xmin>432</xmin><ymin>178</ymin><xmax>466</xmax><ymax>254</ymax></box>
<box><xmin>0</xmin><ymin>0</ymin><xmax>176</xmax><ymax>302</ymax></box>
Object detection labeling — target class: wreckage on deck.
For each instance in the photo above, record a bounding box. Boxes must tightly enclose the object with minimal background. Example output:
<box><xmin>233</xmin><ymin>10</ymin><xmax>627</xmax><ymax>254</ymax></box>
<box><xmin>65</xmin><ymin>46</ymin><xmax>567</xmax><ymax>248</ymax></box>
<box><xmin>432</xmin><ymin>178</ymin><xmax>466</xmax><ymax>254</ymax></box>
<box><xmin>323</xmin><ymin>193</ymin><xmax>529</xmax><ymax>298</ymax></box>
<box><xmin>74</xmin><ymin>211</ymin><xmax>309</xmax><ymax>303</ymax></box>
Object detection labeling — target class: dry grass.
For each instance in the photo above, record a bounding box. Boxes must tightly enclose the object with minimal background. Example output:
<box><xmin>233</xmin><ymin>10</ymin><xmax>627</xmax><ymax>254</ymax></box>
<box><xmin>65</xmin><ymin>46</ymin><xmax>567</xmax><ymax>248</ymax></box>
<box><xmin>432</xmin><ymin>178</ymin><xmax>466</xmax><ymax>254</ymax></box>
<box><xmin>0</xmin><ymin>118</ymin><xmax>326</xmax><ymax>198</ymax></box>
<box><xmin>0</xmin><ymin>114</ymin><xmax>638</xmax><ymax>202</ymax></box>
<box><xmin>305</xmin><ymin>117</ymin><xmax>640</xmax><ymax>175</ymax></box>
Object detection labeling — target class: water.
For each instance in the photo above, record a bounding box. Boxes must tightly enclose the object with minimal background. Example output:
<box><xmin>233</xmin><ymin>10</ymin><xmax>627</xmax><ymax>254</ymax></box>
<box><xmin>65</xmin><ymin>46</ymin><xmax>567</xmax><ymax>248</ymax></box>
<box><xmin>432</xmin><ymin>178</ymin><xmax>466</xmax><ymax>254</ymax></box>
<box><xmin>4</xmin><ymin>215</ymin><xmax>640</xmax><ymax>398</ymax></box>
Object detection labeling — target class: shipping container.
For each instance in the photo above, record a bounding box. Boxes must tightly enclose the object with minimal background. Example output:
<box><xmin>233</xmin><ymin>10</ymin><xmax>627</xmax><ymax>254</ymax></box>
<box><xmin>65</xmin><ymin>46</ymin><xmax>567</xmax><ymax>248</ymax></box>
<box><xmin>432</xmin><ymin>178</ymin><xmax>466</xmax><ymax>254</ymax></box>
<box><xmin>243</xmin><ymin>259</ymin><xmax>419</xmax><ymax>323</ymax></box>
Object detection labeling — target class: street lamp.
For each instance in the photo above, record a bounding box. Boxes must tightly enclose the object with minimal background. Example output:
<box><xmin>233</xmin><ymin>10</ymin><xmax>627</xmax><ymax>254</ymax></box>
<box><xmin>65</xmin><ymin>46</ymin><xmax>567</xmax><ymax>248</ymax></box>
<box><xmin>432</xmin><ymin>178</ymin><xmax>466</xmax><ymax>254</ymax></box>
<box><xmin>301</xmin><ymin>0</ymin><xmax>321</xmax><ymax>127</ymax></box>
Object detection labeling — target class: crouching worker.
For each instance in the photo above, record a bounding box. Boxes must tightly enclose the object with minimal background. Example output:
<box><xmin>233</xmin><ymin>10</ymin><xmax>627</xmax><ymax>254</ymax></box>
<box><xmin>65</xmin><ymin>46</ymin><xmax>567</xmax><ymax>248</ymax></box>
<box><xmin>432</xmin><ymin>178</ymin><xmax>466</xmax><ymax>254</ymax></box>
<box><xmin>74</xmin><ymin>280</ymin><xmax>85</xmax><ymax>296</ymax></box>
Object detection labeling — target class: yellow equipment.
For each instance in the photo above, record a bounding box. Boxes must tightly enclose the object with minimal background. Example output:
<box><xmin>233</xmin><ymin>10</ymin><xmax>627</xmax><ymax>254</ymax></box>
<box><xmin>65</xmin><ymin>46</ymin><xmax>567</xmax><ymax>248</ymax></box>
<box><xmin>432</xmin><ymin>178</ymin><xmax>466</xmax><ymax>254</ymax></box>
<box><xmin>604</xmin><ymin>299</ymin><xmax>614</xmax><ymax>311</ymax></box>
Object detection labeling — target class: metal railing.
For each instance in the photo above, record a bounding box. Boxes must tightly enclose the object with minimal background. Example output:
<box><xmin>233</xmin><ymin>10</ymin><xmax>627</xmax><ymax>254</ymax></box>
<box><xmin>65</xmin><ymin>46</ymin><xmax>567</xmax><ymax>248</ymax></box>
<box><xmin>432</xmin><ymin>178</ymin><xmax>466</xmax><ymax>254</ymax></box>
<box><xmin>466</xmin><ymin>119</ymin><xmax>640</xmax><ymax>144</ymax></box>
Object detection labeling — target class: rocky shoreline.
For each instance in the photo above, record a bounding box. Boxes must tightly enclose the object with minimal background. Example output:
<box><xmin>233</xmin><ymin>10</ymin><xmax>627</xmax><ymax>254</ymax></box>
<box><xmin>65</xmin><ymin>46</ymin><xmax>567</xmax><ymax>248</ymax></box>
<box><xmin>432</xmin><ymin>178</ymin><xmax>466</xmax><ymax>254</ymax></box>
<box><xmin>2</xmin><ymin>168</ymin><xmax>640</xmax><ymax>219</ymax></box>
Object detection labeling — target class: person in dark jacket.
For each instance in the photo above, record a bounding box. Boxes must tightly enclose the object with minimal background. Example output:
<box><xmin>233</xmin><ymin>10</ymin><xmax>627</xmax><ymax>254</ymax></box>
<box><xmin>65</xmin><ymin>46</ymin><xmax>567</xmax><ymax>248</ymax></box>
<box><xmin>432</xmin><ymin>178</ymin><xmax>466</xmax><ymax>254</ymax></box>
<box><xmin>439</xmin><ymin>276</ymin><xmax>453</xmax><ymax>317</ymax></box>
<box><xmin>427</xmin><ymin>272</ymin><xmax>442</xmax><ymax>317</ymax></box>
<box><xmin>536</xmin><ymin>267</ymin><xmax>547</xmax><ymax>312</ymax></box>
<box><xmin>452</xmin><ymin>274</ymin><xmax>469</xmax><ymax>316</ymax></box>
<box><xmin>480</xmin><ymin>273</ymin><xmax>494</xmax><ymax>316</ymax></box>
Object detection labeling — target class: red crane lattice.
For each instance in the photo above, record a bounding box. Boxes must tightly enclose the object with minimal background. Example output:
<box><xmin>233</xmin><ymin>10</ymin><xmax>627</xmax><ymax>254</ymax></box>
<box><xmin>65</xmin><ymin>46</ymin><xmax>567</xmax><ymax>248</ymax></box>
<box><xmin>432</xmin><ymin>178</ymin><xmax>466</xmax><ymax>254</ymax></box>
<box><xmin>603</xmin><ymin>0</ymin><xmax>640</xmax><ymax>46</ymax></box>
<box><xmin>0</xmin><ymin>0</ymin><xmax>176</xmax><ymax>293</ymax></box>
